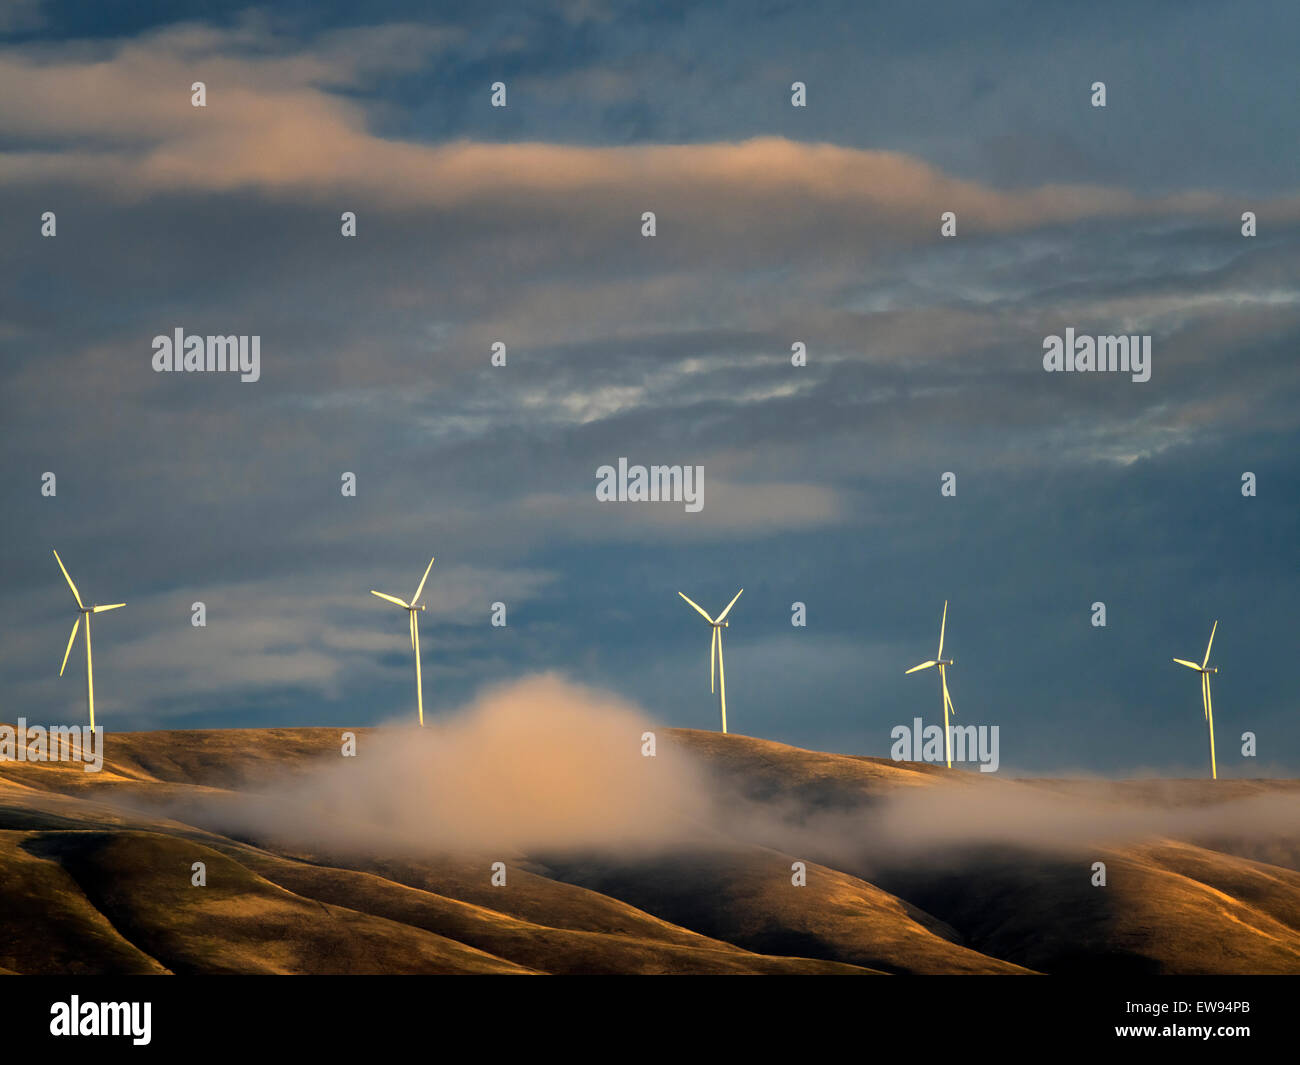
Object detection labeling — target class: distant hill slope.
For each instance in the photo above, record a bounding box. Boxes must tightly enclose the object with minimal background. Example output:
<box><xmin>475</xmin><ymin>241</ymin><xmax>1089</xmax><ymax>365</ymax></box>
<box><xmin>2</xmin><ymin>723</ymin><xmax>1297</xmax><ymax>974</ymax></box>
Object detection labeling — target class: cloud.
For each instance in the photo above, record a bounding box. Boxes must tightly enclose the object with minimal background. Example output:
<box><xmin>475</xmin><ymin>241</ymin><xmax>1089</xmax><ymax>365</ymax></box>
<box><xmin>1</xmin><ymin>9</ymin><xmax>1297</xmax><ymax>770</ymax></box>
<box><xmin>112</xmin><ymin>672</ymin><xmax>1300</xmax><ymax>868</ymax></box>
<box><xmin>5</xmin><ymin>19</ymin><xmax>1293</xmax><ymax>238</ymax></box>
<box><xmin>140</xmin><ymin>673</ymin><xmax>717</xmax><ymax>853</ymax></box>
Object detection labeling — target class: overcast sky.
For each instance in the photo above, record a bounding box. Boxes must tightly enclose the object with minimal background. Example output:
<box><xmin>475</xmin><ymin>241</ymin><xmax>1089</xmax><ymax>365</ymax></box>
<box><xmin>1</xmin><ymin>0</ymin><xmax>1297</xmax><ymax>775</ymax></box>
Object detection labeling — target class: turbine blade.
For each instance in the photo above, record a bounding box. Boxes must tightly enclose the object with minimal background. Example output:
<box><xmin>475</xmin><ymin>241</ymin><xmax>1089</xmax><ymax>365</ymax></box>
<box><xmin>678</xmin><ymin>592</ymin><xmax>714</xmax><ymax>624</ymax></box>
<box><xmin>937</xmin><ymin>600</ymin><xmax>948</xmax><ymax>659</ymax></box>
<box><xmin>942</xmin><ymin>668</ymin><xmax>956</xmax><ymax>718</ymax></box>
<box><xmin>715</xmin><ymin>588</ymin><xmax>744</xmax><ymax>624</ymax></box>
<box><xmin>411</xmin><ymin>557</ymin><xmax>435</xmax><ymax>605</ymax></box>
<box><xmin>1202</xmin><ymin>620</ymin><xmax>1217</xmax><ymax>669</ymax></box>
<box><xmin>1172</xmin><ymin>658</ymin><xmax>1202</xmax><ymax>670</ymax></box>
<box><xmin>53</xmin><ymin>549</ymin><xmax>84</xmax><ymax>608</ymax></box>
<box><xmin>59</xmin><ymin>616</ymin><xmax>81</xmax><ymax>676</ymax></box>
<box><xmin>92</xmin><ymin>603</ymin><xmax>125</xmax><ymax>613</ymax></box>
<box><xmin>409</xmin><ymin>611</ymin><xmax>416</xmax><ymax>651</ymax></box>
<box><xmin>906</xmin><ymin>660</ymin><xmax>937</xmax><ymax>674</ymax></box>
<box><xmin>371</xmin><ymin>590</ymin><xmax>410</xmax><ymax>609</ymax></box>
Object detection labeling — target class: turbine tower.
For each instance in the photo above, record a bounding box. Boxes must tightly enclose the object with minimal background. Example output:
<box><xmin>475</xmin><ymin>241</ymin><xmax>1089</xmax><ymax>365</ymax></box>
<box><xmin>1174</xmin><ymin>620</ymin><xmax>1220</xmax><ymax>780</ymax></box>
<box><xmin>906</xmin><ymin>599</ymin><xmax>957</xmax><ymax>768</ymax></box>
<box><xmin>678</xmin><ymin>589</ymin><xmax>743</xmax><ymax>734</ymax></box>
<box><xmin>53</xmin><ymin>549</ymin><xmax>125</xmax><ymax>732</ymax></box>
<box><xmin>371</xmin><ymin>557</ymin><xmax>435</xmax><ymax>726</ymax></box>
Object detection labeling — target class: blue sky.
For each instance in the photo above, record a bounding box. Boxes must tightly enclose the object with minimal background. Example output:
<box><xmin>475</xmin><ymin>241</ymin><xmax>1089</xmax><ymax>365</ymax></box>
<box><xmin>1</xmin><ymin>1</ymin><xmax>1297</xmax><ymax>774</ymax></box>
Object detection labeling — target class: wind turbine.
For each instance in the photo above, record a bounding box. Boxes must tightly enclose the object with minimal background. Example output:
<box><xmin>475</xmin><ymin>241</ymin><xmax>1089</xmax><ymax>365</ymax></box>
<box><xmin>52</xmin><ymin>549</ymin><xmax>125</xmax><ymax>732</ymax></box>
<box><xmin>678</xmin><ymin>589</ymin><xmax>743</xmax><ymax>734</ymax></box>
<box><xmin>1174</xmin><ymin>620</ymin><xmax>1220</xmax><ymax>780</ymax></box>
<box><xmin>371</xmin><ymin>557</ymin><xmax>435</xmax><ymax>726</ymax></box>
<box><xmin>906</xmin><ymin>599</ymin><xmax>957</xmax><ymax>768</ymax></box>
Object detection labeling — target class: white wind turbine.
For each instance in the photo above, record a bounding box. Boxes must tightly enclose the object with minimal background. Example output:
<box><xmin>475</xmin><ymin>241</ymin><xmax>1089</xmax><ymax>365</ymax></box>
<box><xmin>53</xmin><ymin>549</ymin><xmax>125</xmax><ymax>732</ymax></box>
<box><xmin>371</xmin><ymin>557</ymin><xmax>435</xmax><ymax>726</ymax></box>
<box><xmin>678</xmin><ymin>589</ymin><xmax>743</xmax><ymax>734</ymax></box>
<box><xmin>1173</xmin><ymin>620</ymin><xmax>1220</xmax><ymax>780</ymax></box>
<box><xmin>906</xmin><ymin>599</ymin><xmax>957</xmax><ymax>769</ymax></box>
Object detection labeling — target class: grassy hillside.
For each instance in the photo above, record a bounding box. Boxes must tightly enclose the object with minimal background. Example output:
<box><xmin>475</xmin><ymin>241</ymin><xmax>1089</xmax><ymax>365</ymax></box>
<box><xmin>2</xmin><ymin>722</ymin><xmax>1297</xmax><ymax>974</ymax></box>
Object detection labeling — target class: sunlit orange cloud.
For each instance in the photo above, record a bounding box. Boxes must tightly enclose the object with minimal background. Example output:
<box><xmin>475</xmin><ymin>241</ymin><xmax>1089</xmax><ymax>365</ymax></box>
<box><xmin>3</xmin><ymin>22</ymin><xmax>1294</xmax><ymax>228</ymax></box>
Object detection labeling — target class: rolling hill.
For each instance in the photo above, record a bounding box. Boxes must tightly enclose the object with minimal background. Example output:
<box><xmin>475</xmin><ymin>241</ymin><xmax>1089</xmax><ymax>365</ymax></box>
<box><xmin>2</xmin><ymin>723</ymin><xmax>1298</xmax><ymax>974</ymax></box>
